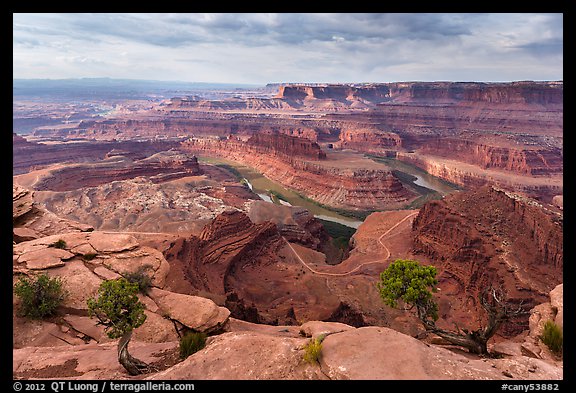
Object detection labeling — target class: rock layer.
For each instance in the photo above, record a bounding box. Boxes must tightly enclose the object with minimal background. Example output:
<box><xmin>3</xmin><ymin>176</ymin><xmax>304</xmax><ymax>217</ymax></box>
<box><xmin>182</xmin><ymin>134</ymin><xmax>414</xmax><ymax>210</ymax></box>
<box><xmin>32</xmin><ymin>151</ymin><xmax>201</xmax><ymax>192</ymax></box>
<box><xmin>13</xmin><ymin>133</ymin><xmax>182</xmax><ymax>176</ymax></box>
<box><xmin>411</xmin><ymin>185</ymin><xmax>563</xmax><ymax>336</ymax></box>
<box><xmin>24</xmin><ymin>82</ymin><xmax>562</xmax><ymax>203</ymax></box>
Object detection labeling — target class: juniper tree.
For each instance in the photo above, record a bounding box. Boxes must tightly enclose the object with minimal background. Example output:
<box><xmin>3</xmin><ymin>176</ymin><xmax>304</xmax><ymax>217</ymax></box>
<box><xmin>377</xmin><ymin>259</ymin><xmax>525</xmax><ymax>355</ymax></box>
<box><xmin>87</xmin><ymin>278</ymin><xmax>152</xmax><ymax>375</ymax></box>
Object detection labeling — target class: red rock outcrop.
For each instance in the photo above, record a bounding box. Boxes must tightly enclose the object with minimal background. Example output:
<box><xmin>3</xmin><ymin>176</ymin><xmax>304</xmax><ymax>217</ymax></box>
<box><xmin>397</xmin><ymin>152</ymin><xmax>563</xmax><ymax>203</ymax></box>
<box><xmin>416</xmin><ymin>138</ymin><xmax>562</xmax><ymax>176</ymax></box>
<box><xmin>411</xmin><ymin>185</ymin><xmax>563</xmax><ymax>336</ymax></box>
<box><xmin>391</xmin><ymin>81</ymin><xmax>563</xmax><ymax>105</ymax></box>
<box><xmin>13</xmin><ymin>135</ymin><xmax>182</xmax><ymax>175</ymax></box>
<box><xmin>13</xmin><ymin>184</ymin><xmax>35</xmax><ymax>225</ymax></box>
<box><xmin>13</xmin><ymin>319</ymin><xmax>563</xmax><ymax>380</ymax></box>
<box><xmin>276</xmin><ymin>81</ymin><xmax>563</xmax><ymax>107</ymax></box>
<box><xmin>246</xmin><ymin>200</ymin><xmax>330</xmax><ymax>251</ymax></box>
<box><xmin>34</xmin><ymin>116</ymin><xmax>324</xmax><ymax>142</ymax></box>
<box><xmin>335</xmin><ymin>128</ymin><xmax>402</xmax><ymax>153</ymax></box>
<box><xmin>32</xmin><ymin>151</ymin><xmax>202</xmax><ymax>192</ymax></box>
<box><xmin>163</xmin><ymin>210</ymin><xmax>351</xmax><ymax>325</ymax></box>
<box><xmin>168</xmin><ymin>210</ymin><xmax>283</xmax><ymax>296</ymax></box>
<box><xmin>182</xmin><ymin>135</ymin><xmax>414</xmax><ymax>211</ymax></box>
<box><xmin>520</xmin><ymin>284</ymin><xmax>563</xmax><ymax>361</ymax></box>
<box><xmin>245</xmin><ymin>132</ymin><xmax>326</xmax><ymax>160</ymax></box>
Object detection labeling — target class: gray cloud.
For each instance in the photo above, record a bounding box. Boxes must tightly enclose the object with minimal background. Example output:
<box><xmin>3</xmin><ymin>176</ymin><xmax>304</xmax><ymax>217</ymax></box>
<box><xmin>515</xmin><ymin>37</ymin><xmax>563</xmax><ymax>57</ymax></box>
<box><xmin>12</xmin><ymin>13</ymin><xmax>563</xmax><ymax>83</ymax></box>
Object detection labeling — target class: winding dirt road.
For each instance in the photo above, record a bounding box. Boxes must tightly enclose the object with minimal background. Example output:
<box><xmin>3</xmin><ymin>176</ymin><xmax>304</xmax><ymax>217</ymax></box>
<box><xmin>285</xmin><ymin>211</ymin><xmax>419</xmax><ymax>277</ymax></box>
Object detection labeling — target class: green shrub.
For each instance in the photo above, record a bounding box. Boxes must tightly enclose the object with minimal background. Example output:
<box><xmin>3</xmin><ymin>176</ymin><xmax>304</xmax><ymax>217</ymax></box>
<box><xmin>540</xmin><ymin>320</ymin><xmax>563</xmax><ymax>355</ymax></box>
<box><xmin>14</xmin><ymin>273</ymin><xmax>66</xmax><ymax>319</ymax></box>
<box><xmin>87</xmin><ymin>278</ymin><xmax>146</xmax><ymax>339</ymax></box>
<box><xmin>48</xmin><ymin>239</ymin><xmax>67</xmax><ymax>249</ymax></box>
<box><xmin>303</xmin><ymin>335</ymin><xmax>324</xmax><ymax>365</ymax></box>
<box><xmin>82</xmin><ymin>253</ymin><xmax>97</xmax><ymax>261</ymax></box>
<box><xmin>179</xmin><ymin>332</ymin><xmax>207</xmax><ymax>359</ymax></box>
<box><xmin>123</xmin><ymin>265</ymin><xmax>153</xmax><ymax>294</ymax></box>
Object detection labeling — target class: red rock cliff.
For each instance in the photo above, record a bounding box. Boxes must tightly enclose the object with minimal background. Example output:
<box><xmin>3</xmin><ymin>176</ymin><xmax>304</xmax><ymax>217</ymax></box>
<box><xmin>417</xmin><ymin>138</ymin><xmax>563</xmax><ymax>176</ymax></box>
<box><xmin>411</xmin><ymin>185</ymin><xmax>563</xmax><ymax>336</ymax></box>
<box><xmin>182</xmin><ymin>136</ymin><xmax>414</xmax><ymax>211</ymax></box>
<box><xmin>246</xmin><ymin>132</ymin><xmax>326</xmax><ymax>160</ymax></box>
<box><xmin>277</xmin><ymin>81</ymin><xmax>562</xmax><ymax>106</ymax></box>
<box><xmin>336</xmin><ymin>128</ymin><xmax>402</xmax><ymax>153</ymax></box>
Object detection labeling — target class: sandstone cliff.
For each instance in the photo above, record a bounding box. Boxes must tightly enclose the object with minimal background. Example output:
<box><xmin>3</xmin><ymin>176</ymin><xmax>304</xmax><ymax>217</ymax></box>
<box><xmin>246</xmin><ymin>132</ymin><xmax>327</xmax><ymax>160</ymax></box>
<box><xmin>415</xmin><ymin>138</ymin><xmax>562</xmax><ymax>176</ymax></box>
<box><xmin>336</xmin><ymin>128</ymin><xmax>402</xmax><ymax>153</ymax></box>
<box><xmin>182</xmin><ymin>134</ymin><xmax>414</xmax><ymax>211</ymax></box>
<box><xmin>397</xmin><ymin>152</ymin><xmax>563</xmax><ymax>203</ymax></box>
<box><xmin>25</xmin><ymin>81</ymin><xmax>562</xmax><ymax>202</ymax></box>
<box><xmin>13</xmin><ymin>134</ymin><xmax>181</xmax><ymax>175</ymax></box>
<box><xmin>411</xmin><ymin>185</ymin><xmax>563</xmax><ymax>336</ymax></box>
<box><xmin>32</xmin><ymin>151</ymin><xmax>202</xmax><ymax>192</ymax></box>
<box><xmin>276</xmin><ymin>81</ymin><xmax>562</xmax><ymax>107</ymax></box>
<box><xmin>164</xmin><ymin>210</ymin><xmax>340</xmax><ymax>324</ymax></box>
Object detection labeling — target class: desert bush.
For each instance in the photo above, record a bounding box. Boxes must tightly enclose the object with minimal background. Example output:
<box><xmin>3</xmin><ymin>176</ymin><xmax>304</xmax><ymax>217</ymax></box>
<box><xmin>82</xmin><ymin>253</ymin><xmax>97</xmax><ymax>261</ymax></box>
<box><xmin>123</xmin><ymin>265</ymin><xmax>153</xmax><ymax>294</ymax></box>
<box><xmin>540</xmin><ymin>320</ymin><xmax>563</xmax><ymax>355</ymax></box>
<box><xmin>179</xmin><ymin>332</ymin><xmax>207</xmax><ymax>359</ymax></box>
<box><xmin>48</xmin><ymin>239</ymin><xmax>67</xmax><ymax>249</ymax></box>
<box><xmin>303</xmin><ymin>335</ymin><xmax>324</xmax><ymax>365</ymax></box>
<box><xmin>14</xmin><ymin>273</ymin><xmax>66</xmax><ymax>319</ymax></box>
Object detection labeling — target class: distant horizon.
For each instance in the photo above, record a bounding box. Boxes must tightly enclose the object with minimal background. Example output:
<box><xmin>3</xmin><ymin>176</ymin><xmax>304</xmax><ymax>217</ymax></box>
<box><xmin>13</xmin><ymin>76</ymin><xmax>564</xmax><ymax>85</ymax></box>
<box><xmin>13</xmin><ymin>13</ymin><xmax>562</xmax><ymax>84</ymax></box>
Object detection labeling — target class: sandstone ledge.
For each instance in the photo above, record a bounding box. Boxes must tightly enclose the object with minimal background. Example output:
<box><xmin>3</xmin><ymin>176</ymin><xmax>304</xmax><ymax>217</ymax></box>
<box><xmin>13</xmin><ymin>320</ymin><xmax>563</xmax><ymax>380</ymax></box>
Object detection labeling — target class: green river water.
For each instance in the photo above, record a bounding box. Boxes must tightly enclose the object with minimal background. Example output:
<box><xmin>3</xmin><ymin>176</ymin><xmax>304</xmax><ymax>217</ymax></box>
<box><xmin>198</xmin><ymin>155</ymin><xmax>460</xmax><ymax>229</ymax></box>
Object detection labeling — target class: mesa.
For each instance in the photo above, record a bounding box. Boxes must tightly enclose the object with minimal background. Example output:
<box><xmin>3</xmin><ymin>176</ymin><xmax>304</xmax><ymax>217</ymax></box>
<box><xmin>13</xmin><ymin>79</ymin><xmax>563</xmax><ymax>380</ymax></box>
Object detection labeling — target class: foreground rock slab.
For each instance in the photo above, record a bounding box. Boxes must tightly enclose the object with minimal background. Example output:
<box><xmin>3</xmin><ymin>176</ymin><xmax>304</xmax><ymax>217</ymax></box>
<box><xmin>148</xmin><ymin>288</ymin><xmax>230</xmax><ymax>334</ymax></box>
<box><xmin>13</xmin><ymin>341</ymin><xmax>176</xmax><ymax>380</ymax></box>
<box><xmin>150</xmin><ymin>331</ymin><xmax>324</xmax><ymax>380</ymax></box>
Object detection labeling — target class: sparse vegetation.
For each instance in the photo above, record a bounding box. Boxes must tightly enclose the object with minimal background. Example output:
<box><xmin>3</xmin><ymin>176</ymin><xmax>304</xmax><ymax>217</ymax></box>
<box><xmin>294</xmin><ymin>192</ymin><xmax>374</xmax><ymax>220</ymax></box>
<box><xmin>123</xmin><ymin>264</ymin><xmax>153</xmax><ymax>294</ymax></box>
<box><xmin>378</xmin><ymin>259</ymin><xmax>439</xmax><ymax>320</ymax></box>
<box><xmin>540</xmin><ymin>320</ymin><xmax>563</xmax><ymax>355</ymax></box>
<box><xmin>268</xmin><ymin>189</ymin><xmax>289</xmax><ymax>203</ymax></box>
<box><xmin>14</xmin><ymin>273</ymin><xmax>66</xmax><ymax>319</ymax></box>
<box><xmin>215</xmin><ymin>163</ymin><xmax>244</xmax><ymax>181</ymax></box>
<box><xmin>303</xmin><ymin>335</ymin><xmax>325</xmax><ymax>365</ymax></box>
<box><xmin>404</xmin><ymin>191</ymin><xmax>444</xmax><ymax>209</ymax></box>
<box><xmin>378</xmin><ymin>259</ymin><xmax>526</xmax><ymax>355</ymax></box>
<box><xmin>318</xmin><ymin>219</ymin><xmax>356</xmax><ymax>249</ymax></box>
<box><xmin>82</xmin><ymin>253</ymin><xmax>97</xmax><ymax>261</ymax></box>
<box><xmin>48</xmin><ymin>239</ymin><xmax>67</xmax><ymax>249</ymax></box>
<box><xmin>87</xmin><ymin>278</ymin><xmax>150</xmax><ymax>375</ymax></box>
<box><xmin>179</xmin><ymin>331</ymin><xmax>207</xmax><ymax>359</ymax></box>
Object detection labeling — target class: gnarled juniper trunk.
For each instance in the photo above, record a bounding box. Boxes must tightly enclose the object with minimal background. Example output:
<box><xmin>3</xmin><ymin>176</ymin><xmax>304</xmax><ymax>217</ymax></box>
<box><xmin>417</xmin><ymin>305</ymin><xmax>492</xmax><ymax>355</ymax></box>
<box><xmin>425</xmin><ymin>325</ymin><xmax>488</xmax><ymax>355</ymax></box>
<box><xmin>117</xmin><ymin>330</ymin><xmax>151</xmax><ymax>375</ymax></box>
<box><xmin>416</xmin><ymin>286</ymin><xmax>522</xmax><ymax>356</ymax></box>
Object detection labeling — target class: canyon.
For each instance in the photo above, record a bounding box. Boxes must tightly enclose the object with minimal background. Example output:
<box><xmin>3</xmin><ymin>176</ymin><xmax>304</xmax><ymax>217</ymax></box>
<box><xmin>12</xmin><ymin>80</ymin><xmax>563</xmax><ymax>380</ymax></box>
<box><xmin>181</xmin><ymin>133</ymin><xmax>416</xmax><ymax>211</ymax></box>
<box><xmin>24</xmin><ymin>81</ymin><xmax>562</xmax><ymax>205</ymax></box>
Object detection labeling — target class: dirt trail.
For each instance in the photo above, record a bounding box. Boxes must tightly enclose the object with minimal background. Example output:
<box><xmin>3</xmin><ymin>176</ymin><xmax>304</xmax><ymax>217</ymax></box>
<box><xmin>286</xmin><ymin>211</ymin><xmax>419</xmax><ymax>277</ymax></box>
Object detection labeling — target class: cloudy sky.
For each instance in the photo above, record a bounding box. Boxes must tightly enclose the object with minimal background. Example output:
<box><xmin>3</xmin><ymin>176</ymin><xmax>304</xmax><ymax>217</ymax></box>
<box><xmin>13</xmin><ymin>13</ymin><xmax>563</xmax><ymax>84</ymax></box>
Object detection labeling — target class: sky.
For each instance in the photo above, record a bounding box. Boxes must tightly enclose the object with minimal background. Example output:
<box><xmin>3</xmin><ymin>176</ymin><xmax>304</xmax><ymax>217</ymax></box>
<box><xmin>13</xmin><ymin>13</ymin><xmax>563</xmax><ymax>85</ymax></box>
